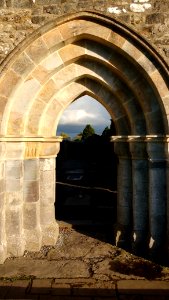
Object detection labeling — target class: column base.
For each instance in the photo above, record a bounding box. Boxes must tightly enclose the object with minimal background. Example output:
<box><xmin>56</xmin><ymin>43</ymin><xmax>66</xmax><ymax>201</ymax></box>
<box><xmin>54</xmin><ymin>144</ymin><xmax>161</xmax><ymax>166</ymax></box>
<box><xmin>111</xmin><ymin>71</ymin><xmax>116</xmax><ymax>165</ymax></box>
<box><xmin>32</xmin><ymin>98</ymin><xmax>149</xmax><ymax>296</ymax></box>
<box><xmin>0</xmin><ymin>244</ymin><xmax>7</xmax><ymax>264</ymax></box>
<box><xmin>24</xmin><ymin>227</ymin><xmax>42</xmax><ymax>252</ymax></box>
<box><xmin>41</xmin><ymin>221</ymin><xmax>59</xmax><ymax>246</ymax></box>
<box><xmin>149</xmin><ymin>237</ymin><xmax>167</xmax><ymax>264</ymax></box>
<box><xmin>132</xmin><ymin>230</ymin><xmax>149</xmax><ymax>257</ymax></box>
<box><xmin>7</xmin><ymin>235</ymin><xmax>25</xmax><ymax>257</ymax></box>
<box><xmin>115</xmin><ymin>224</ymin><xmax>132</xmax><ymax>251</ymax></box>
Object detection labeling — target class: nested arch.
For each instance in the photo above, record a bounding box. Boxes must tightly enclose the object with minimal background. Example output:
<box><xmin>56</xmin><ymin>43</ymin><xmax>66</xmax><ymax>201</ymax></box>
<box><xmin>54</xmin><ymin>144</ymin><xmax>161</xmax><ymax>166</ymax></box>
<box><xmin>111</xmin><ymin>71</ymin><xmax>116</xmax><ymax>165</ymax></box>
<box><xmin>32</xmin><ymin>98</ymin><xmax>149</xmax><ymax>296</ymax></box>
<box><xmin>0</xmin><ymin>11</ymin><xmax>168</xmax><ymax>137</ymax></box>
<box><xmin>0</xmin><ymin>11</ymin><xmax>168</xmax><ymax>264</ymax></box>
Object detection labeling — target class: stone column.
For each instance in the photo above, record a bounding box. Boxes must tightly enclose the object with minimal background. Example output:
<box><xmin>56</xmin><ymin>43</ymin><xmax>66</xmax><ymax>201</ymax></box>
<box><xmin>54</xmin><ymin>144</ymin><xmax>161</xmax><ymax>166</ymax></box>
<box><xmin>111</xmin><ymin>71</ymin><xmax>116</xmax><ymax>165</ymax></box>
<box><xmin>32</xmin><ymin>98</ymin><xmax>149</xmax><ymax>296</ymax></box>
<box><xmin>113</xmin><ymin>139</ymin><xmax>132</xmax><ymax>250</ymax></box>
<box><xmin>147</xmin><ymin>138</ymin><xmax>167</xmax><ymax>259</ymax></box>
<box><xmin>5</xmin><ymin>142</ymin><xmax>25</xmax><ymax>257</ymax></box>
<box><xmin>167</xmin><ymin>139</ymin><xmax>169</xmax><ymax>259</ymax></box>
<box><xmin>23</xmin><ymin>158</ymin><xmax>42</xmax><ymax>251</ymax></box>
<box><xmin>130</xmin><ymin>138</ymin><xmax>149</xmax><ymax>255</ymax></box>
<box><xmin>0</xmin><ymin>146</ymin><xmax>6</xmax><ymax>263</ymax></box>
<box><xmin>39</xmin><ymin>139</ymin><xmax>62</xmax><ymax>246</ymax></box>
<box><xmin>40</xmin><ymin>158</ymin><xmax>59</xmax><ymax>246</ymax></box>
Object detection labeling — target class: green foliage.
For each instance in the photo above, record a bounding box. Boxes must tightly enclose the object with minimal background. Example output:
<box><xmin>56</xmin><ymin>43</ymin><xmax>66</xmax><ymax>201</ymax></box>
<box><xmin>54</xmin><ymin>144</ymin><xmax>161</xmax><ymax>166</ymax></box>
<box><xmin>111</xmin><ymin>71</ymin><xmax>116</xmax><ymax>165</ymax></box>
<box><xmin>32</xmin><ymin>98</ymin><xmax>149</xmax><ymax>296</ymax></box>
<box><xmin>102</xmin><ymin>126</ymin><xmax>110</xmax><ymax>137</ymax></box>
<box><xmin>81</xmin><ymin>124</ymin><xmax>95</xmax><ymax>140</ymax></box>
<box><xmin>102</xmin><ymin>120</ymin><xmax>116</xmax><ymax>137</ymax></box>
<box><xmin>60</xmin><ymin>132</ymin><xmax>70</xmax><ymax>139</ymax></box>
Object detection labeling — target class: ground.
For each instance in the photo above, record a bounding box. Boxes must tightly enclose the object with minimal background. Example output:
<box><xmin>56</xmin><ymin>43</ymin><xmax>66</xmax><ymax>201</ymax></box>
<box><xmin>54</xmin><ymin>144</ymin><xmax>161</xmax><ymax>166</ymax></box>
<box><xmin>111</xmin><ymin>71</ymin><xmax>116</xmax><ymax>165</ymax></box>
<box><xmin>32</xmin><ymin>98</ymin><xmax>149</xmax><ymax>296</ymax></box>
<box><xmin>0</xmin><ymin>223</ymin><xmax>169</xmax><ymax>282</ymax></box>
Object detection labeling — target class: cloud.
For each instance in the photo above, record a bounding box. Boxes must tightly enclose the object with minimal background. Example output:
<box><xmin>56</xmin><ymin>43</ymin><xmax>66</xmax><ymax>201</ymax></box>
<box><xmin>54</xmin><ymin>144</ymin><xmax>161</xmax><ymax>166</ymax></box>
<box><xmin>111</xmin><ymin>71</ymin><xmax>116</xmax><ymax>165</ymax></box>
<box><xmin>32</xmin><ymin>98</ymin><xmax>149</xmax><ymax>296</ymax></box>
<box><xmin>59</xmin><ymin>96</ymin><xmax>110</xmax><ymax>126</ymax></box>
<box><xmin>59</xmin><ymin>109</ymin><xmax>96</xmax><ymax>125</ymax></box>
<box><xmin>57</xmin><ymin>96</ymin><xmax>111</xmax><ymax>137</ymax></box>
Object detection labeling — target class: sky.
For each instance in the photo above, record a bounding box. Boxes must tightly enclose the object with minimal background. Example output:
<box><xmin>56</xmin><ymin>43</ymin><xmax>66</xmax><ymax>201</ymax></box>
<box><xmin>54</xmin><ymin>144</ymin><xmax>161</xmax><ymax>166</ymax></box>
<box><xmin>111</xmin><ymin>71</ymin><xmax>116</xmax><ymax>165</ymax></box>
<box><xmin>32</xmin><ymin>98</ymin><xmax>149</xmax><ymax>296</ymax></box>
<box><xmin>57</xmin><ymin>96</ymin><xmax>111</xmax><ymax>138</ymax></box>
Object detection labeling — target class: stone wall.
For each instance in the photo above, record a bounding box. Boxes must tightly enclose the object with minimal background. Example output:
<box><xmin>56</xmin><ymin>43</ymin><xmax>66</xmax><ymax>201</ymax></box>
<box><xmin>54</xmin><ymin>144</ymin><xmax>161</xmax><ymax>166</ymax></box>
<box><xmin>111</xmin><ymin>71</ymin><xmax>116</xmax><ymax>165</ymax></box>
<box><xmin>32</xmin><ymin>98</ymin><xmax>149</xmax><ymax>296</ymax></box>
<box><xmin>0</xmin><ymin>0</ymin><xmax>169</xmax><ymax>65</ymax></box>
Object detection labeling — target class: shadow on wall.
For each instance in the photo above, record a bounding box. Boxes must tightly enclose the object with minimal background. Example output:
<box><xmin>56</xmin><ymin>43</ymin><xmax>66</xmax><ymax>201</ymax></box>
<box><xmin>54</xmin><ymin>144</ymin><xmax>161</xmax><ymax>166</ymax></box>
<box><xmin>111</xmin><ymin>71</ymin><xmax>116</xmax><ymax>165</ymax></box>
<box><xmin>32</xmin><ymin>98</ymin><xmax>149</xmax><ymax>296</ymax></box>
<box><xmin>55</xmin><ymin>135</ymin><xmax>118</xmax><ymax>244</ymax></box>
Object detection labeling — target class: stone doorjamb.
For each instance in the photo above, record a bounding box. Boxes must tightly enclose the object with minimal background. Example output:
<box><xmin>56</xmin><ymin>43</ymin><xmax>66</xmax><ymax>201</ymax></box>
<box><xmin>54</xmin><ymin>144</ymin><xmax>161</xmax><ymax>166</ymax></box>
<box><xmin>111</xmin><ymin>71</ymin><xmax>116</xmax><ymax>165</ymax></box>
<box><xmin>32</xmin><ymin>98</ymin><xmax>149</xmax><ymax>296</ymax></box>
<box><xmin>111</xmin><ymin>135</ymin><xmax>169</xmax><ymax>257</ymax></box>
<box><xmin>0</xmin><ymin>136</ymin><xmax>62</xmax><ymax>264</ymax></box>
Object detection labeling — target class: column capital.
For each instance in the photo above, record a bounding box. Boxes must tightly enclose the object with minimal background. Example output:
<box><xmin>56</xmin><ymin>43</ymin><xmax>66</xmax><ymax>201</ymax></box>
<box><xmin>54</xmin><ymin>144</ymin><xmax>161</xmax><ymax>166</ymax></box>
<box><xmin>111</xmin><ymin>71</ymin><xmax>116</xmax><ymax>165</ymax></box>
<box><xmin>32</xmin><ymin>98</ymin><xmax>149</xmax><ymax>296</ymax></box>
<box><xmin>114</xmin><ymin>140</ymin><xmax>130</xmax><ymax>158</ymax></box>
<box><xmin>111</xmin><ymin>135</ymin><xmax>169</xmax><ymax>143</ymax></box>
<box><xmin>0</xmin><ymin>136</ymin><xmax>63</xmax><ymax>160</ymax></box>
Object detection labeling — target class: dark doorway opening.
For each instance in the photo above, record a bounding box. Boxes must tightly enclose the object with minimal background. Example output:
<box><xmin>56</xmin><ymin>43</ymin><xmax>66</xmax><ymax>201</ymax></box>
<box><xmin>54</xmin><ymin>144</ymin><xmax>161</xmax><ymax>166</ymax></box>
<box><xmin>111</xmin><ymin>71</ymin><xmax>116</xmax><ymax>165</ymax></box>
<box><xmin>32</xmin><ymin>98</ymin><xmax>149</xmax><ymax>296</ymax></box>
<box><xmin>55</xmin><ymin>133</ymin><xmax>118</xmax><ymax>244</ymax></box>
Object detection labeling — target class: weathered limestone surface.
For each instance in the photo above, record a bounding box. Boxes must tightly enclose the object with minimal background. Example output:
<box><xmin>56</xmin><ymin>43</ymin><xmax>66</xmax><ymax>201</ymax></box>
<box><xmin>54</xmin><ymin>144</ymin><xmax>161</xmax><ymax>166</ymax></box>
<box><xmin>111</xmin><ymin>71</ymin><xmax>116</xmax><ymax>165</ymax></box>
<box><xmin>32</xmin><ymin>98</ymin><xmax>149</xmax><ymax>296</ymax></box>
<box><xmin>0</xmin><ymin>8</ymin><xmax>168</xmax><ymax>265</ymax></box>
<box><xmin>0</xmin><ymin>0</ymin><xmax>168</xmax><ymax>64</ymax></box>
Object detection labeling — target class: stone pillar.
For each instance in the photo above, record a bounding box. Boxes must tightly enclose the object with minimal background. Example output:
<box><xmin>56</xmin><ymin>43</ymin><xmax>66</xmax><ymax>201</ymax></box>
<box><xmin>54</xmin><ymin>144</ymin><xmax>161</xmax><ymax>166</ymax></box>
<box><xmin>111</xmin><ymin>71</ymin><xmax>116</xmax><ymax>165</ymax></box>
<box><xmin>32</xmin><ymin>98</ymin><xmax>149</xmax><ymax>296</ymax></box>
<box><xmin>39</xmin><ymin>136</ymin><xmax>62</xmax><ymax>246</ymax></box>
<box><xmin>147</xmin><ymin>138</ymin><xmax>167</xmax><ymax>260</ymax></box>
<box><xmin>114</xmin><ymin>139</ymin><xmax>132</xmax><ymax>250</ymax></box>
<box><xmin>5</xmin><ymin>159</ymin><xmax>25</xmax><ymax>256</ymax></box>
<box><xmin>130</xmin><ymin>139</ymin><xmax>149</xmax><ymax>255</ymax></box>
<box><xmin>0</xmin><ymin>155</ymin><xmax>6</xmax><ymax>263</ymax></box>
<box><xmin>40</xmin><ymin>158</ymin><xmax>59</xmax><ymax>246</ymax></box>
<box><xmin>23</xmin><ymin>158</ymin><xmax>42</xmax><ymax>251</ymax></box>
<box><xmin>5</xmin><ymin>142</ymin><xmax>25</xmax><ymax>257</ymax></box>
<box><xmin>167</xmin><ymin>140</ymin><xmax>169</xmax><ymax>259</ymax></box>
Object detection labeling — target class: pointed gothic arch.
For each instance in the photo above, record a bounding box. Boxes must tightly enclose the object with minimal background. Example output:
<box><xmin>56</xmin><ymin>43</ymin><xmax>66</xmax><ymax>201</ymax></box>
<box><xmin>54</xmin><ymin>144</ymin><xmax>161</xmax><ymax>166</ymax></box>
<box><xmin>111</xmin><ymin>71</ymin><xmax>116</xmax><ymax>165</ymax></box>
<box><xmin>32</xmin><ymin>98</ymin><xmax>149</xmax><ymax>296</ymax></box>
<box><xmin>0</xmin><ymin>11</ymin><xmax>168</xmax><ymax>263</ymax></box>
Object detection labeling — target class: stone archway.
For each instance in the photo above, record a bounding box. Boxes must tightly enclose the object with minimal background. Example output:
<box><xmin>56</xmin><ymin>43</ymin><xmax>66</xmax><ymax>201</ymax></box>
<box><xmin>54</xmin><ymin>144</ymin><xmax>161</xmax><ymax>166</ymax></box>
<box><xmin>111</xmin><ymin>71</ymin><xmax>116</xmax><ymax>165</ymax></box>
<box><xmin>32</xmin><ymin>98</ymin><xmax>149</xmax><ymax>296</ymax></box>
<box><xmin>0</xmin><ymin>11</ymin><xmax>168</xmax><ymax>263</ymax></box>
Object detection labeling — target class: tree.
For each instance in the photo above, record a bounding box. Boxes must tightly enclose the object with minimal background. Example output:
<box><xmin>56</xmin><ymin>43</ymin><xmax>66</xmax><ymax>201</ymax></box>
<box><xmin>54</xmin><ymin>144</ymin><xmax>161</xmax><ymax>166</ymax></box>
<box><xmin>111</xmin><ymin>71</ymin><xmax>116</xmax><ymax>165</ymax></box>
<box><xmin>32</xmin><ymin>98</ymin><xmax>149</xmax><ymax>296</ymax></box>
<box><xmin>60</xmin><ymin>132</ymin><xmax>70</xmax><ymax>140</ymax></box>
<box><xmin>81</xmin><ymin>124</ymin><xmax>95</xmax><ymax>140</ymax></box>
<box><xmin>102</xmin><ymin>126</ymin><xmax>110</xmax><ymax>137</ymax></box>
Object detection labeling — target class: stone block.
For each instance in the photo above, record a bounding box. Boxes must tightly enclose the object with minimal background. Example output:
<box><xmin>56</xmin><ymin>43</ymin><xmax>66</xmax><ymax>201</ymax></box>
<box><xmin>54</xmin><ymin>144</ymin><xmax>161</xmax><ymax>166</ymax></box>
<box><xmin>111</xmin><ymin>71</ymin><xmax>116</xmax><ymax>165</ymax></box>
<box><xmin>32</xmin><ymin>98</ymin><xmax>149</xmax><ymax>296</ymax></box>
<box><xmin>32</xmin><ymin>65</ymin><xmax>50</xmax><ymax>84</ymax></box>
<box><xmin>24</xmin><ymin>179</ymin><xmax>39</xmax><ymax>195</ymax></box>
<box><xmin>6</xmin><ymin>191</ymin><xmax>23</xmax><ymax>206</ymax></box>
<box><xmin>151</xmin><ymin>70</ymin><xmax>168</xmax><ymax>98</ymax></box>
<box><xmin>36</xmin><ymin>0</ymin><xmax>61</xmax><ymax>4</ymax></box>
<box><xmin>0</xmin><ymin>192</ymin><xmax>5</xmax><ymax>208</ymax></box>
<box><xmin>25</xmin><ymin>37</ymin><xmax>49</xmax><ymax>64</ymax></box>
<box><xmin>24</xmin><ymin>159</ymin><xmax>39</xmax><ymax>180</ymax></box>
<box><xmin>24</xmin><ymin>226</ymin><xmax>42</xmax><ymax>251</ymax></box>
<box><xmin>0</xmin><ymin>280</ymin><xmax>11</xmax><ymax>296</ymax></box>
<box><xmin>51</xmin><ymin>283</ymin><xmax>71</xmax><ymax>295</ymax></box>
<box><xmin>12</xmin><ymin>77</ymin><xmax>41</xmax><ymax>115</ymax></box>
<box><xmin>6</xmin><ymin>235</ymin><xmax>25</xmax><ymax>256</ymax></box>
<box><xmin>0</xmin><ymin>208</ymin><xmax>5</xmax><ymax>242</ymax></box>
<box><xmin>40</xmin><ymin>205</ymin><xmax>55</xmax><ymax>225</ymax></box>
<box><xmin>108</xmin><ymin>31</ymin><xmax>126</xmax><ymax>48</ymax></box>
<box><xmin>40</xmin><ymin>169</ymin><xmax>54</xmax><ymax>183</ymax></box>
<box><xmin>146</xmin><ymin>13</ymin><xmax>165</xmax><ymax>24</ymax></box>
<box><xmin>162</xmin><ymin>95</ymin><xmax>169</xmax><ymax>115</ymax></box>
<box><xmin>7</xmin><ymin>0</ymin><xmax>32</xmax><ymax>7</ymax></box>
<box><xmin>137</xmin><ymin>54</ymin><xmax>156</xmax><ymax>75</ymax></box>
<box><xmin>23</xmin><ymin>202</ymin><xmax>40</xmax><ymax>230</ymax></box>
<box><xmin>117</xmin><ymin>280</ymin><xmax>169</xmax><ymax>295</ymax></box>
<box><xmin>31</xmin><ymin>279</ymin><xmax>52</xmax><ymax>294</ymax></box>
<box><xmin>153</xmin><ymin>0</ymin><xmax>169</xmax><ymax>11</ymax></box>
<box><xmin>40</xmin><ymin>52</ymin><xmax>63</xmax><ymax>72</ymax></box>
<box><xmin>6</xmin><ymin>160</ymin><xmax>23</xmax><ymax>179</ymax></box>
<box><xmin>5</xmin><ymin>142</ymin><xmax>24</xmax><ymax>159</ymax></box>
<box><xmin>39</xmin><ymin>79</ymin><xmax>57</xmax><ymax>103</ymax></box>
<box><xmin>0</xmin><ymin>69</ymin><xmax>20</xmax><ymax>98</ymax></box>
<box><xmin>6</xmin><ymin>280</ymin><xmax>30</xmax><ymax>298</ymax></box>
<box><xmin>122</xmin><ymin>40</ymin><xmax>142</xmax><ymax>61</ymax></box>
<box><xmin>6</xmin><ymin>206</ymin><xmax>23</xmax><ymax>235</ymax></box>
<box><xmin>0</xmin><ymin>178</ymin><xmax>5</xmax><ymax>194</ymax></box>
<box><xmin>0</xmin><ymin>0</ymin><xmax>5</xmax><ymax>7</ymax></box>
<box><xmin>0</xmin><ymin>95</ymin><xmax>8</xmax><ymax>118</ymax></box>
<box><xmin>42</xmin><ymin>28</ymin><xmax>64</xmax><ymax>51</ymax></box>
<box><xmin>72</xmin><ymin>282</ymin><xmax>116</xmax><ymax>296</ymax></box>
<box><xmin>40</xmin><ymin>158</ymin><xmax>55</xmax><ymax>171</ymax></box>
<box><xmin>11</xmin><ymin>52</ymin><xmax>35</xmax><ymax>78</ymax></box>
<box><xmin>31</xmin><ymin>15</ymin><xmax>51</xmax><ymax>25</ymax></box>
<box><xmin>58</xmin><ymin>43</ymin><xmax>85</xmax><ymax>64</ymax></box>
<box><xmin>6</xmin><ymin>179</ymin><xmax>22</xmax><ymax>192</ymax></box>
<box><xmin>41</xmin><ymin>221</ymin><xmax>59</xmax><ymax>245</ymax></box>
<box><xmin>0</xmin><ymin>161</ymin><xmax>5</xmax><ymax>179</ymax></box>
<box><xmin>40</xmin><ymin>187</ymin><xmax>54</xmax><ymax>205</ymax></box>
<box><xmin>43</xmin><ymin>4</ymin><xmax>62</xmax><ymax>14</ymax></box>
<box><xmin>0</xmin><ymin>245</ymin><xmax>7</xmax><ymax>264</ymax></box>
